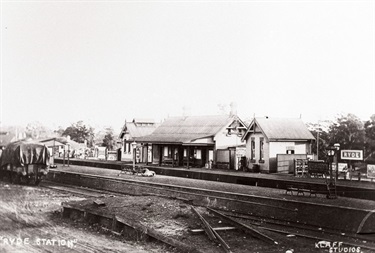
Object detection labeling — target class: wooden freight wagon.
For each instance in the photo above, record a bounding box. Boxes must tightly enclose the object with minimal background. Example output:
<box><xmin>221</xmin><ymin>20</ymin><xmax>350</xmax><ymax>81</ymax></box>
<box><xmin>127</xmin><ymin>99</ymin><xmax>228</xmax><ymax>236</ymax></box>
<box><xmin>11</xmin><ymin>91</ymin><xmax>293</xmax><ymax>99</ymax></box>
<box><xmin>0</xmin><ymin>140</ymin><xmax>50</xmax><ymax>185</ymax></box>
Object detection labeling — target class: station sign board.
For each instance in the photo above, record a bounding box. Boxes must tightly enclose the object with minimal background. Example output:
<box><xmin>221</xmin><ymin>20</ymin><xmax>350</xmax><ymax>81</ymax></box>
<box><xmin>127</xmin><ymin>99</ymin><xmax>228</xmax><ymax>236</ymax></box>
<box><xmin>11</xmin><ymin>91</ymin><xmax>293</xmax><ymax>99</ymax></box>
<box><xmin>340</xmin><ymin>150</ymin><xmax>363</xmax><ymax>160</ymax></box>
<box><xmin>308</xmin><ymin>161</ymin><xmax>328</xmax><ymax>175</ymax></box>
<box><xmin>330</xmin><ymin>162</ymin><xmax>348</xmax><ymax>172</ymax></box>
<box><xmin>367</xmin><ymin>164</ymin><xmax>375</xmax><ymax>179</ymax></box>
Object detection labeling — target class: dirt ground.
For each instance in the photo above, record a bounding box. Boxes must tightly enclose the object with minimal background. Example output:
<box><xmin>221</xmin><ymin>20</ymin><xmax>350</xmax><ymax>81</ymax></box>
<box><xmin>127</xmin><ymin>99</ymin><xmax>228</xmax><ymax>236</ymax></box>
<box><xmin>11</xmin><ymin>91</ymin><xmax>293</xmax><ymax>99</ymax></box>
<box><xmin>59</xmin><ymin>191</ymin><xmax>331</xmax><ymax>253</ymax></box>
<box><xmin>1</xmin><ymin>180</ymin><xmax>371</xmax><ymax>253</ymax></box>
<box><xmin>0</xmin><ymin>182</ymin><xmax>173</xmax><ymax>253</ymax></box>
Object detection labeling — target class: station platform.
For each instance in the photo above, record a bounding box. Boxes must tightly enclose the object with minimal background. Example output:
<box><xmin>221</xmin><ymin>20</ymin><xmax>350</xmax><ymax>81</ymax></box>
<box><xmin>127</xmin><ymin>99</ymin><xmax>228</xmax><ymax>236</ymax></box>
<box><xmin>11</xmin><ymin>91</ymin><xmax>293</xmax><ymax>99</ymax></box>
<box><xmin>54</xmin><ymin>158</ymin><xmax>375</xmax><ymax>201</ymax></box>
<box><xmin>48</xmin><ymin>156</ymin><xmax>375</xmax><ymax>235</ymax></box>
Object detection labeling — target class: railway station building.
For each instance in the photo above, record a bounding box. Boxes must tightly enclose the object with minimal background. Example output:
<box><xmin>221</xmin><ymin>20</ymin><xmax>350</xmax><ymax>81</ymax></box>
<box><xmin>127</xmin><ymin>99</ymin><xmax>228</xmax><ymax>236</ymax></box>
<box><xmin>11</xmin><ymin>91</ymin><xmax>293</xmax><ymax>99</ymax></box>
<box><xmin>241</xmin><ymin>117</ymin><xmax>315</xmax><ymax>173</ymax></box>
<box><xmin>136</xmin><ymin>114</ymin><xmax>247</xmax><ymax>169</ymax></box>
<box><xmin>118</xmin><ymin>119</ymin><xmax>159</xmax><ymax>162</ymax></box>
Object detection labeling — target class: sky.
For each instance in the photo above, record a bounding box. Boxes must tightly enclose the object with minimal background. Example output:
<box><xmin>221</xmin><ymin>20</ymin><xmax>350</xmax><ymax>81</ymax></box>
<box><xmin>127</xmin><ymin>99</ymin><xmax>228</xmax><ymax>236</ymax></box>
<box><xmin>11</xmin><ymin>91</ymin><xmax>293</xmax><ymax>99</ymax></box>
<box><xmin>1</xmin><ymin>0</ymin><xmax>374</xmax><ymax>132</ymax></box>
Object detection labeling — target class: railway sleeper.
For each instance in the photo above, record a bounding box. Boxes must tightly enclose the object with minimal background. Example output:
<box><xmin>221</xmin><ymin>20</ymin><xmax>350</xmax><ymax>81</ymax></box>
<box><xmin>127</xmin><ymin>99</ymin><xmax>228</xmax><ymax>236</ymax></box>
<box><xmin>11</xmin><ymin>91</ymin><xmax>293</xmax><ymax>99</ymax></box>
<box><xmin>191</xmin><ymin>206</ymin><xmax>232</xmax><ymax>253</ymax></box>
<box><xmin>61</xmin><ymin>204</ymin><xmax>202</xmax><ymax>253</ymax></box>
<box><xmin>206</xmin><ymin>207</ymin><xmax>278</xmax><ymax>245</ymax></box>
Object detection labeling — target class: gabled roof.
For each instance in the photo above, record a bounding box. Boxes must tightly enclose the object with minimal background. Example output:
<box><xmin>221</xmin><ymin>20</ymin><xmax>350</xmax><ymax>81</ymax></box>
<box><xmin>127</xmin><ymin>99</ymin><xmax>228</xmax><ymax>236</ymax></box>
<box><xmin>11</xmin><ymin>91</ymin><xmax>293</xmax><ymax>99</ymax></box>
<box><xmin>242</xmin><ymin>117</ymin><xmax>315</xmax><ymax>141</ymax></box>
<box><xmin>133</xmin><ymin>118</ymin><xmax>155</xmax><ymax>124</ymax></box>
<box><xmin>39</xmin><ymin>139</ymin><xmax>65</xmax><ymax>147</ymax></box>
<box><xmin>137</xmin><ymin>115</ymin><xmax>243</xmax><ymax>144</ymax></box>
<box><xmin>40</xmin><ymin>137</ymin><xmax>86</xmax><ymax>150</ymax></box>
<box><xmin>119</xmin><ymin>119</ymin><xmax>159</xmax><ymax>139</ymax></box>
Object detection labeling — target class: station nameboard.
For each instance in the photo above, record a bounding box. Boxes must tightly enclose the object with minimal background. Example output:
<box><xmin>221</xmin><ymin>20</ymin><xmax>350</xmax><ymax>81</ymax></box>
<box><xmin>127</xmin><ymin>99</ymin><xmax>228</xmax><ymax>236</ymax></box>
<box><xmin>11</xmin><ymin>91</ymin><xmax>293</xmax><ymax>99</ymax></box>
<box><xmin>308</xmin><ymin>161</ymin><xmax>328</xmax><ymax>175</ymax></box>
<box><xmin>340</xmin><ymin>150</ymin><xmax>363</xmax><ymax>160</ymax></box>
<box><xmin>367</xmin><ymin>164</ymin><xmax>375</xmax><ymax>179</ymax></box>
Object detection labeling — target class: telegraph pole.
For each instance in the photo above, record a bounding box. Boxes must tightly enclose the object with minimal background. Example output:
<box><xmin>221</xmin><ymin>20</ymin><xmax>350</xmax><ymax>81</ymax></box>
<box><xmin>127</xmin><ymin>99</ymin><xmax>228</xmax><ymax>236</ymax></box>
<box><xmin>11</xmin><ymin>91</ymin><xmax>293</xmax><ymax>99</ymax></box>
<box><xmin>316</xmin><ymin>131</ymin><xmax>320</xmax><ymax>160</ymax></box>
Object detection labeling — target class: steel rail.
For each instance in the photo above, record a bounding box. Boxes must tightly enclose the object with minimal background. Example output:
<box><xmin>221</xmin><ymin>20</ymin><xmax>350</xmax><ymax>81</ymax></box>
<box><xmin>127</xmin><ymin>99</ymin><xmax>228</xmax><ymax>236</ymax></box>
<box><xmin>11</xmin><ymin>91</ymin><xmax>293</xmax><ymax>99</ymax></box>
<box><xmin>48</xmin><ymin>169</ymin><xmax>298</xmax><ymax>212</ymax></box>
<box><xmin>217</xmin><ymin>209</ymin><xmax>375</xmax><ymax>252</ymax></box>
<box><xmin>207</xmin><ymin>207</ymin><xmax>278</xmax><ymax>245</ymax></box>
<box><xmin>191</xmin><ymin>206</ymin><xmax>232</xmax><ymax>253</ymax></box>
<box><xmin>222</xmin><ymin>209</ymin><xmax>375</xmax><ymax>248</ymax></box>
<box><xmin>42</xmin><ymin>177</ymin><xmax>375</xmax><ymax>252</ymax></box>
<box><xmin>41</xmin><ymin>182</ymin><xmax>203</xmax><ymax>253</ymax></box>
<box><xmin>190</xmin><ymin>207</ymin><xmax>217</xmax><ymax>241</ymax></box>
<box><xmin>44</xmin><ymin>171</ymin><xmax>375</xmax><ymax>250</ymax></box>
<box><xmin>258</xmin><ymin>226</ymin><xmax>375</xmax><ymax>252</ymax></box>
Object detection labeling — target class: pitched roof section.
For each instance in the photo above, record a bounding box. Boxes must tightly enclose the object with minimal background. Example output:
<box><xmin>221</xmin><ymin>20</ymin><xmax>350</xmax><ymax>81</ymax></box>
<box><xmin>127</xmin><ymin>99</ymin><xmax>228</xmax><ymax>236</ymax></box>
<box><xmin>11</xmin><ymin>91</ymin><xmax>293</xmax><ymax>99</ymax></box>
<box><xmin>127</xmin><ymin>123</ymin><xmax>159</xmax><ymax>139</ymax></box>
<box><xmin>243</xmin><ymin>117</ymin><xmax>315</xmax><ymax>141</ymax></box>
<box><xmin>119</xmin><ymin>119</ymin><xmax>159</xmax><ymax>139</ymax></box>
<box><xmin>133</xmin><ymin>119</ymin><xmax>155</xmax><ymax>124</ymax></box>
<box><xmin>137</xmin><ymin>115</ymin><xmax>236</xmax><ymax>144</ymax></box>
<box><xmin>39</xmin><ymin>139</ymin><xmax>65</xmax><ymax>147</ymax></box>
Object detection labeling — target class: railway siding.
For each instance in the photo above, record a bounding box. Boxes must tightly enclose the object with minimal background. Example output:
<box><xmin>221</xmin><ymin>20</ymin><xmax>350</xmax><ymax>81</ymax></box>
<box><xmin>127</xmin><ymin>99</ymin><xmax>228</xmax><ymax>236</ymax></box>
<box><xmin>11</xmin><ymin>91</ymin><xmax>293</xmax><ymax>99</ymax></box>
<box><xmin>47</xmin><ymin>169</ymin><xmax>375</xmax><ymax>234</ymax></box>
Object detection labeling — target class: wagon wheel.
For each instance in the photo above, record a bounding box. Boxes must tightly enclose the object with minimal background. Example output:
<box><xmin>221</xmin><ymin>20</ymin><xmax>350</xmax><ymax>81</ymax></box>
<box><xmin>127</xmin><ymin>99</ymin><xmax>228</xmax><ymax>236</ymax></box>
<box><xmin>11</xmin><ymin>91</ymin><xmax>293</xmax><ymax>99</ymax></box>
<box><xmin>34</xmin><ymin>175</ymin><xmax>43</xmax><ymax>186</ymax></box>
<box><xmin>26</xmin><ymin>174</ymin><xmax>37</xmax><ymax>185</ymax></box>
<box><xmin>13</xmin><ymin>174</ymin><xmax>22</xmax><ymax>185</ymax></box>
<box><xmin>19</xmin><ymin>175</ymin><xmax>29</xmax><ymax>185</ymax></box>
<box><xmin>34</xmin><ymin>179</ymin><xmax>42</xmax><ymax>186</ymax></box>
<box><xmin>10</xmin><ymin>171</ymin><xmax>22</xmax><ymax>184</ymax></box>
<box><xmin>8</xmin><ymin>172</ymin><xmax>13</xmax><ymax>184</ymax></box>
<box><xmin>0</xmin><ymin>169</ymin><xmax>4</xmax><ymax>180</ymax></box>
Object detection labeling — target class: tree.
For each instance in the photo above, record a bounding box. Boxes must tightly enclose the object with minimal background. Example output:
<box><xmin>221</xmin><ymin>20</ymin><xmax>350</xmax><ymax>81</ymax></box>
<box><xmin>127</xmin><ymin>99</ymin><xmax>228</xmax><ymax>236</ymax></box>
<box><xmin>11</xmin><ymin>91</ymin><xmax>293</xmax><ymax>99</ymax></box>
<box><xmin>62</xmin><ymin>121</ymin><xmax>95</xmax><ymax>146</ymax></box>
<box><xmin>364</xmin><ymin>114</ymin><xmax>375</xmax><ymax>163</ymax></box>
<box><xmin>327</xmin><ymin>113</ymin><xmax>365</xmax><ymax>150</ymax></box>
<box><xmin>54</xmin><ymin>126</ymin><xmax>65</xmax><ymax>137</ymax></box>
<box><xmin>306</xmin><ymin>121</ymin><xmax>331</xmax><ymax>161</ymax></box>
<box><xmin>25</xmin><ymin>121</ymin><xmax>52</xmax><ymax>139</ymax></box>
<box><xmin>102</xmin><ymin>127</ymin><xmax>116</xmax><ymax>150</ymax></box>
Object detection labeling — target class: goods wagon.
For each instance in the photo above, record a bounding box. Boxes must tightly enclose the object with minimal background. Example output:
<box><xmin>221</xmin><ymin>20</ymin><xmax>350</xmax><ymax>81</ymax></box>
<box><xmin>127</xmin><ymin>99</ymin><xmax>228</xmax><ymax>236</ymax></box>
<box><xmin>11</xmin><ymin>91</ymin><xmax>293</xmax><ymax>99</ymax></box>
<box><xmin>0</xmin><ymin>140</ymin><xmax>50</xmax><ymax>185</ymax></box>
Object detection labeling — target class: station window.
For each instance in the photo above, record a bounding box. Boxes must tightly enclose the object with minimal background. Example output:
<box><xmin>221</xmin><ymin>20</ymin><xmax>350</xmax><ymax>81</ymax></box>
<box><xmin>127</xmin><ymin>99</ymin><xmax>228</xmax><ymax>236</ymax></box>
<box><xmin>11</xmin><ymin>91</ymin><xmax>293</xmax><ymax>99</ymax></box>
<box><xmin>163</xmin><ymin>146</ymin><xmax>173</xmax><ymax>158</ymax></box>
<box><xmin>209</xmin><ymin>150</ymin><xmax>214</xmax><ymax>161</ymax></box>
<box><xmin>125</xmin><ymin>142</ymin><xmax>131</xmax><ymax>153</ymax></box>
<box><xmin>259</xmin><ymin>137</ymin><xmax>264</xmax><ymax>162</ymax></box>
<box><xmin>195</xmin><ymin>149</ymin><xmax>202</xmax><ymax>159</ymax></box>
<box><xmin>163</xmin><ymin>146</ymin><xmax>169</xmax><ymax>157</ymax></box>
<box><xmin>250</xmin><ymin>137</ymin><xmax>255</xmax><ymax>160</ymax></box>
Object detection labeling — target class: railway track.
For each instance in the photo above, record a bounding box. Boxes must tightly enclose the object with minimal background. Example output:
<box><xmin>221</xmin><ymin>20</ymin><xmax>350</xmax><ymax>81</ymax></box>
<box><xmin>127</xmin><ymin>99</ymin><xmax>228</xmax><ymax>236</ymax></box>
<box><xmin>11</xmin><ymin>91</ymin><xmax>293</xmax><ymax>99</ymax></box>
<box><xmin>41</xmin><ymin>177</ymin><xmax>375</xmax><ymax>253</ymax></box>
<box><xmin>219</xmin><ymin>209</ymin><xmax>375</xmax><ymax>252</ymax></box>
<box><xmin>42</xmin><ymin>181</ymin><xmax>280</xmax><ymax>253</ymax></box>
<box><xmin>46</xmin><ymin>169</ymin><xmax>375</xmax><ymax>233</ymax></box>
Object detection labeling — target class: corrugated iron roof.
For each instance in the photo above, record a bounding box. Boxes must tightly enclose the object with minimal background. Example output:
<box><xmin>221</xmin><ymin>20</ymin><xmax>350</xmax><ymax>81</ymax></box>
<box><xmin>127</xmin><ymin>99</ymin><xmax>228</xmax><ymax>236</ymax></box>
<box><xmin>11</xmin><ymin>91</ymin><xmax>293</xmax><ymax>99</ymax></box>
<box><xmin>119</xmin><ymin>119</ymin><xmax>159</xmax><ymax>139</ymax></box>
<box><xmin>245</xmin><ymin>117</ymin><xmax>315</xmax><ymax>141</ymax></box>
<box><xmin>127</xmin><ymin>123</ymin><xmax>159</xmax><ymax>138</ymax></box>
<box><xmin>137</xmin><ymin>133</ymin><xmax>212</xmax><ymax>144</ymax></box>
<box><xmin>39</xmin><ymin>139</ymin><xmax>65</xmax><ymax>147</ymax></box>
<box><xmin>132</xmin><ymin>118</ymin><xmax>155</xmax><ymax>124</ymax></box>
<box><xmin>137</xmin><ymin>115</ymin><xmax>235</xmax><ymax>144</ymax></box>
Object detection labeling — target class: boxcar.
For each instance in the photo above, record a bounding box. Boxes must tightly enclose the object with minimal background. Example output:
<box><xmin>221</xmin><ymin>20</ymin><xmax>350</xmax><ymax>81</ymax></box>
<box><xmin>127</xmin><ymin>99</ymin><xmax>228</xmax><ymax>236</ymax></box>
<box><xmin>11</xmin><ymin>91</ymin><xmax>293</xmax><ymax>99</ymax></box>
<box><xmin>0</xmin><ymin>140</ymin><xmax>50</xmax><ymax>185</ymax></box>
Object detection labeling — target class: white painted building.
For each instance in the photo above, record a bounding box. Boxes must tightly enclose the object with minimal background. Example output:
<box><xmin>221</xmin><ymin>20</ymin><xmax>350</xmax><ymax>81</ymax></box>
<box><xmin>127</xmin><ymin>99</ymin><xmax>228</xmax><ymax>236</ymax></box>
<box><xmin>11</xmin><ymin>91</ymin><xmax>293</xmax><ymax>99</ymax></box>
<box><xmin>242</xmin><ymin>117</ymin><xmax>315</xmax><ymax>173</ymax></box>
<box><xmin>118</xmin><ymin>119</ymin><xmax>159</xmax><ymax>162</ymax></box>
<box><xmin>137</xmin><ymin>114</ymin><xmax>247</xmax><ymax>169</ymax></box>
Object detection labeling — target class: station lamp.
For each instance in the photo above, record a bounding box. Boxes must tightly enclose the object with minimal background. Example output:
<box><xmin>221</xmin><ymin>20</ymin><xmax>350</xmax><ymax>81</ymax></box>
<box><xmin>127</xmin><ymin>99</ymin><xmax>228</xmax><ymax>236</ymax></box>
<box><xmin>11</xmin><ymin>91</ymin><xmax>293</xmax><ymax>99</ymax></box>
<box><xmin>334</xmin><ymin>143</ymin><xmax>340</xmax><ymax>179</ymax></box>
<box><xmin>326</xmin><ymin>147</ymin><xmax>335</xmax><ymax>157</ymax></box>
<box><xmin>326</xmin><ymin>146</ymin><xmax>336</xmax><ymax>185</ymax></box>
